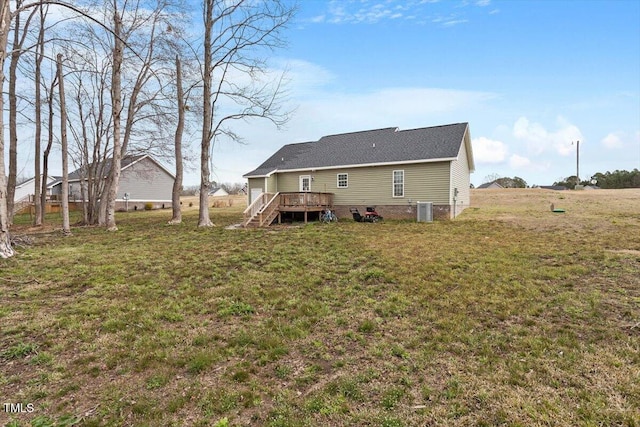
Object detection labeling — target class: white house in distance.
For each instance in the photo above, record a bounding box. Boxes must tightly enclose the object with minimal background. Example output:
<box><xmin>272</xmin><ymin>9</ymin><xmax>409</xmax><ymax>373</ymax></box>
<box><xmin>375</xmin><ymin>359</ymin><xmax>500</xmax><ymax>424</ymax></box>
<box><xmin>14</xmin><ymin>175</ymin><xmax>58</xmax><ymax>202</ymax></box>
<box><xmin>13</xmin><ymin>175</ymin><xmax>59</xmax><ymax>214</ymax></box>
<box><xmin>209</xmin><ymin>187</ymin><xmax>229</xmax><ymax>197</ymax></box>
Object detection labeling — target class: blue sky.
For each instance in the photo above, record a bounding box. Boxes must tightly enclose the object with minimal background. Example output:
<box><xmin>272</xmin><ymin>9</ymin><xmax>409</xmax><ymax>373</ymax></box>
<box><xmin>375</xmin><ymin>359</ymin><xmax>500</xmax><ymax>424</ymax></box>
<box><xmin>8</xmin><ymin>0</ymin><xmax>640</xmax><ymax>188</ymax></box>
<box><xmin>211</xmin><ymin>0</ymin><xmax>640</xmax><ymax>187</ymax></box>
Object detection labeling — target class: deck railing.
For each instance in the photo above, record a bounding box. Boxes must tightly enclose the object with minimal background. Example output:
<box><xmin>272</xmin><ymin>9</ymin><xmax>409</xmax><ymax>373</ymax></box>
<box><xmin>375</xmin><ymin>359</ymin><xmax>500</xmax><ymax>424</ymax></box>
<box><xmin>279</xmin><ymin>192</ymin><xmax>334</xmax><ymax>208</ymax></box>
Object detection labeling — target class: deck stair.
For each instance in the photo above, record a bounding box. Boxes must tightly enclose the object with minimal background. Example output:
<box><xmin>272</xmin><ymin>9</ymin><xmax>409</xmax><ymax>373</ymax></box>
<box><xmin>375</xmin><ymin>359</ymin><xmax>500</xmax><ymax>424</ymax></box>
<box><xmin>243</xmin><ymin>192</ymin><xmax>279</xmax><ymax>228</ymax></box>
<box><xmin>13</xmin><ymin>195</ymin><xmax>33</xmax><ymax>215</ymax></box>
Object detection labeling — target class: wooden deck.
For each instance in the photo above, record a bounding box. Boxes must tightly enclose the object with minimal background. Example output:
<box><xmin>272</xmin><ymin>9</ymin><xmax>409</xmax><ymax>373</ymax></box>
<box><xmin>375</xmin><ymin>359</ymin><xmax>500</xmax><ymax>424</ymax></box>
<box><xmin>243</xmin><ymin>192</ymin><xmax>334</xmax><ymax>228</ymax></box>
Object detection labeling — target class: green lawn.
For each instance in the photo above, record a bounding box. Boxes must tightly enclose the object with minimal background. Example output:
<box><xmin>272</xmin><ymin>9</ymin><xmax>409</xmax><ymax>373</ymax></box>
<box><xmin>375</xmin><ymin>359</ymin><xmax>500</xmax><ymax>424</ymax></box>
<box><xmin>1</xmin><ymin>190</ymin><xmax>639</xmax><ymax>426</ymax></box>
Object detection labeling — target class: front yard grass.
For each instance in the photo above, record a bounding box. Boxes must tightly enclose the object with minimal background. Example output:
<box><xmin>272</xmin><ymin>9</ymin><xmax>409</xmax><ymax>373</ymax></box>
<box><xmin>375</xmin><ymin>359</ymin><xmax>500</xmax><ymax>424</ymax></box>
<box><xmin>1</xmin><ymin>190</ymin><xmax>638</xmax><ymax>426</ymax></box>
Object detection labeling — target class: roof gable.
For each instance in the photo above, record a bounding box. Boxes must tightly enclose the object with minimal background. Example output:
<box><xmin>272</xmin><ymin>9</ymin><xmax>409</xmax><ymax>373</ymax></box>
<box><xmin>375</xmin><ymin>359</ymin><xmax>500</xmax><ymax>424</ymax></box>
<box><xmin>245</xmin><ymin>123</ymin><xmax>469</xmax><ymax>177</ymax></box>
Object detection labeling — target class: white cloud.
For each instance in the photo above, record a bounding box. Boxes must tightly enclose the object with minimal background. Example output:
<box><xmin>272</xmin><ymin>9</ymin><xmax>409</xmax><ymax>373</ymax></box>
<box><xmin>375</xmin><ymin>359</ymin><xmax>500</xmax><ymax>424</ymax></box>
<box><xmin>601</xmin><ymin>133</ymin><xmax>623</xmax><ymax>149</ymax></box>
<box><xmin>513</xmin><ymin>116</ymin><xmax>583</xmax><ymax>156</ymax></box>
<box><xmin>472</xmin><ymin>137</ymin><xmax>508</xmax><ymax>163</ymax></box>
<box><xmin>509</xmin><ymin>154</ymin><xmax>531</xmax><ymax>169</ymax></box>
<box><xmin>312</xmin><ymin>0</ymin><xmax>493</xmax><ymax>26</ymax></box>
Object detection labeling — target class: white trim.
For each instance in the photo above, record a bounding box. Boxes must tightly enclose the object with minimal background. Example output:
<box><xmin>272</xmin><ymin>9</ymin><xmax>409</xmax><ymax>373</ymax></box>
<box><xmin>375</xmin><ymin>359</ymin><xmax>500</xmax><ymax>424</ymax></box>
<box><xmin>244</xmin><ymin>157</ymin><xmax>456</xmax><ymax>178</ymax></box>
<box><xmin>392</xmin><ymin>169</ymin><xmax>404</xmax><ymax>198</ymax></box>
<box><xmin>337</xmin><ymin>173</ymin><xmax>348</xmax><ymax>188</ymax></box>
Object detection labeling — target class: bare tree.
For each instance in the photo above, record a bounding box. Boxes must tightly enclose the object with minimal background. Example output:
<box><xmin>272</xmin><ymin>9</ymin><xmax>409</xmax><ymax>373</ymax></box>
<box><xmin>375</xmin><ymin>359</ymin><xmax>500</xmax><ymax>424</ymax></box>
<box><xmin>33</xmin><ymin>5</ymin><xmax>47</xmax><ymax>226</ymax></box>
<box><xmin>7</xmin><ymin>0</ymin><xmax>38</xmax><ymax>223</ymax></box>
<box><xmin>168</xmin><ymin>55</ymin><xmax>185</xmax><ymax>224</ymax></box>
<box><xmin>102</xmin><ymin>2</ymin><xmax>124</xmax><ymax>231</ymax></box>
<box><xmin>0</xmin><ymin>1</ymin><xmax>14</xmax><ymax>258</ymax></box>
<box><xmin>41</xmin><ymin>76</ymin><xmax>57</xmax><ymax>226</ymax></box>
<box><xmin>198</xmin><ymin>0</ymin><xmax>294</xmax><ymax>227</ymax></box>
<box><xmin>56</xmin><ymin>53</ymin><xmax>71</xmax><ymax>234</ymax></box>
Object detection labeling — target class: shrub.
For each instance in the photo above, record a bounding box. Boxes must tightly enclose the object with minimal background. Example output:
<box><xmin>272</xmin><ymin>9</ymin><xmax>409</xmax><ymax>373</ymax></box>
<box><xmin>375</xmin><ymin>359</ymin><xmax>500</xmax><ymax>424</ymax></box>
<box><xmin>144</xmin><ymin>202</ymin><xmax>153</xmax><ymax>210</ymax></box>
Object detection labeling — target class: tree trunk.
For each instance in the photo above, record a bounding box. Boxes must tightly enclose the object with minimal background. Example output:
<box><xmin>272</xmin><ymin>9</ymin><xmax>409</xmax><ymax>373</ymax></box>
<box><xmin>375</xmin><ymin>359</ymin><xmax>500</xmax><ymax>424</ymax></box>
<box><xmin>104</xmin><ymin>5</ymin><xmax>123</xmax><ymax>231</ymax></box>
<box><xmin>198</xmin><ymin>0</ymin><xmax>214</xmax><ymax>228</ymax></box>
<box><xmin>41</xmin><ymin>79</ymin><xmax>56</xmax><ymax>226</ymax></box>
<box><xmin>169</xmin><ymin>55</ymin><xmax>184</xmax><ymax>224</ymax></box>
<box><xmin>0</xmin><ymin>1</ymin><xmax>14</xmax><ymax>258</ymax></box>
<box><xmin>57</xmin><ymin>53</ymin><xmax>71</xmax><ymax>235</ymax></box>
<box><xmin>33</xmin><ymin>5</ymin><xmax>46</xmax><ymax>226</ymax></box>
<box><xmin>7</xmin><ymin>1</ymin><xmax>22</xmax><ymax>224</ymax></box>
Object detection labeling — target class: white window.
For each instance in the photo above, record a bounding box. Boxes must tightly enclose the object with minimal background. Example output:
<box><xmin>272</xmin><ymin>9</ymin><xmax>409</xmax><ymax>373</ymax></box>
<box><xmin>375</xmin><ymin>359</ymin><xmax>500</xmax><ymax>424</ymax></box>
<box><xmin>299</xmin><ymin>175</ymin><xmax>311</xmax><ymax>192</ymax></box>
<box><xmin>337</xmin><ymin>173</ymin><xmax>348</xmax><ymax>188</ymax></box>
<box><xmin>393</xmin><ymin>170</ymin><xmax>404</xmax><ymax>197</ymax></box>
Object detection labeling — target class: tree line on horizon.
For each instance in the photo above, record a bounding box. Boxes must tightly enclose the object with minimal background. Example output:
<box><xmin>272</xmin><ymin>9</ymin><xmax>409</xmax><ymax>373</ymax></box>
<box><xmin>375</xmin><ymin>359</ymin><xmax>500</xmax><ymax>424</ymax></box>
<box><xmin>478</xmin><ymin>169</ymin><xmax>640</xmax><ymax>190</ymax></box>
<box><xmin>554</xmin><ymin>169</ymin><xmax>640</xmax><ymax>189</ymax></box>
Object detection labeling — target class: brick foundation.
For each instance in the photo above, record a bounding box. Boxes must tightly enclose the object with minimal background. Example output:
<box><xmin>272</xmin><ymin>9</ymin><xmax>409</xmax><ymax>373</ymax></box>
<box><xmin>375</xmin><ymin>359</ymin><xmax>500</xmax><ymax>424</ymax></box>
<box><xmin>333</xmin><ymin>204</ymin><xmax>463</xmax><ymax>221</ymax></box>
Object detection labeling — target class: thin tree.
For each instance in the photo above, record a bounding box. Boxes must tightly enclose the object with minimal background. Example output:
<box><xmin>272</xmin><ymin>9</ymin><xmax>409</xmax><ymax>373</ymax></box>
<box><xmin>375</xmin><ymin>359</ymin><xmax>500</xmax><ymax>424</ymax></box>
<box><xmin>33</xmin><ymin>5</ymin><xmax>47</xmax><ymax>226</ymax></box>
<box><xmin>7</xmin><ymin>0</ymin><xmax>38</xmax><ymax>223</ymax></box>
<box><xmin>41</xmin><ymin>76</ymin><xmax>57</xmax><ymax>226</ymax></box>
<box><xmin>56</xmin><ymin>53</ymin><xmax>71</xmax><ymax>234</ymax></box>
<box><xmin>102</xmin><ymin>3</ymin><xmax>124</xmax><ymax>231</ymax></box>
<box><xmin>169</xmin><ymin>55</ymin><xmax>185</xmax><ymax>224</ymax></box>
<box><xmin>198</xmin><ymin>0</ymin><xmax>295</xmax><ymax>227</ymax></box>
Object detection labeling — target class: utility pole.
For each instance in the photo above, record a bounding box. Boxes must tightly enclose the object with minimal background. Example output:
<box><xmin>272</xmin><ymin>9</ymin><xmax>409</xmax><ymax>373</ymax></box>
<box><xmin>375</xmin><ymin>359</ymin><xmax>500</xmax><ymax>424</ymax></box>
<box><xmin>576</xmin><ymin>140</ymin><xmax>579</xmax><ymax>183</ymax></box>
<box><xmin>572</xmin><ymin>140</ymin><xmax>580</xmax><ymax>186</ymax></box>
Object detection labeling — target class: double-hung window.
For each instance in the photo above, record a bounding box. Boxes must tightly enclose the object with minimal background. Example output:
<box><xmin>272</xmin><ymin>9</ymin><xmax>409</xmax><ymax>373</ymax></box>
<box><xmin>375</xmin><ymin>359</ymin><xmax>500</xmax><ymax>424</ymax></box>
<box><xmin>337</xmin><ymin>173</ymin><xmax>348</xmax><ymax>188</ymax></box>
<box><xmin>393</xmin><ymin>170</ymin><xmax>404</xmax><ymax>197</ymax></box>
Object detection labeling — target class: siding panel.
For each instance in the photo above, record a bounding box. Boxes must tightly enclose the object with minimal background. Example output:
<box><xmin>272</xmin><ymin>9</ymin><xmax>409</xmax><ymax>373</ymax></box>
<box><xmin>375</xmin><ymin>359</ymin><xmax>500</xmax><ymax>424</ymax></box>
<box><xmin>450</xmin><ymin>128</ymin><xmax>472</xmax><ymax>213</ymax></box>
<box><xmin>275</xmin><ymin>162</ymin><xmax>451</xmax><ymax>205</ymax></box>
<box><xmin>117</xmin><ymin>157</ymin><xmax>173</xmax><ymax>201</ymax></box>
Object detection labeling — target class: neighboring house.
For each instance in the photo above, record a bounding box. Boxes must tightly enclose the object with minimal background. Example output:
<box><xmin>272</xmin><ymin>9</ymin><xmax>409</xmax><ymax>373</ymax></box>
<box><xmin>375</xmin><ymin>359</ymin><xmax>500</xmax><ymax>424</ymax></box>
<box><xmin>477</xmin><ymin>181</ymin><xmax>504</xmax><ymax>189</ymax></box>
<box><xmin>51</xmin><ymin>154</ymin><xmax>175</xmax><ymax>211</ymax></box>
<box><xmin>14</xmin><ymin>175</ymin><xmax>58</xmax><ymax>202</ymax></box>
<box><xmin>209</xmin><ymin>187</ymin><xmax>229</xmax><ymax>197</ymax></box>
<box><xmin>12</xmin><ymin>175</ymin><xmax>59</xmax><ymax>214</ymax></box>
<box><xmin>243</xmin><ymin>122</ymin><xmax>475</xmax><ymax>221</ymax></box>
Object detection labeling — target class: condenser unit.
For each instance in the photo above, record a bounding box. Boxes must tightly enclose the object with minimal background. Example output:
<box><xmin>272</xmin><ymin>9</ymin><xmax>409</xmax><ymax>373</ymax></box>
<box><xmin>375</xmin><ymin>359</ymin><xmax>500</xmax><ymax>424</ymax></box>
<box><xmin>416</xmin><ymin>202</ymin><xmax>433</xmax><ymax>222</ymax></box>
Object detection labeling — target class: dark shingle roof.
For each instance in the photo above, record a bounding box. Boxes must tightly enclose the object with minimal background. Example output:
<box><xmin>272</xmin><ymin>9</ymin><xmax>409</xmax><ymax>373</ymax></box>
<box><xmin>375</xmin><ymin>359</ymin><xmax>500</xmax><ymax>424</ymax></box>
<box><xmin>244</xmin><ymin>123</ymin><xmax>469</xmax><ymax>177</ymax></box>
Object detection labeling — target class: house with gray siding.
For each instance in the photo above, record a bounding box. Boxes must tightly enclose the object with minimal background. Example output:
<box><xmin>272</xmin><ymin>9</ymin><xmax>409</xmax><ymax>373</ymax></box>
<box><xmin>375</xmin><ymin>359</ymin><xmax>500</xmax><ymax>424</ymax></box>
<box><xmin>56</xmin><ymin>155</ymin><xmax>175</xmax><ymax>211</ymax></box>
<box><xmin>243</xmin><ymin>122</ymin><xmax>475</xmax><ymax>221</ymax></box>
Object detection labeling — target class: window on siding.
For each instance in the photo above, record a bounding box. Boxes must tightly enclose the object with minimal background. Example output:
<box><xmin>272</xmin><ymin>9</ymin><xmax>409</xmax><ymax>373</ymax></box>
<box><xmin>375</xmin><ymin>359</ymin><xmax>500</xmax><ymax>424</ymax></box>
<box><xmin>337</xmin><ymin>173</ymin><xmax>348</xmax><ymax>188</ymax></box>
<box><xmin>393</xmin><ymin>170</ymin><xmax>404</xmax><ymax>197</ymax></box>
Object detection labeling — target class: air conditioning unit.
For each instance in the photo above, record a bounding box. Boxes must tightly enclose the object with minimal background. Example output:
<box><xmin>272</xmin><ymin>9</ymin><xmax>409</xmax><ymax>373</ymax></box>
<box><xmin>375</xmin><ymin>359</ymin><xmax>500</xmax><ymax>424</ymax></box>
<box><xmin>416</xmin><ymin>202</ymin><xmax>433</xmax><ymax>222</ymax></box>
